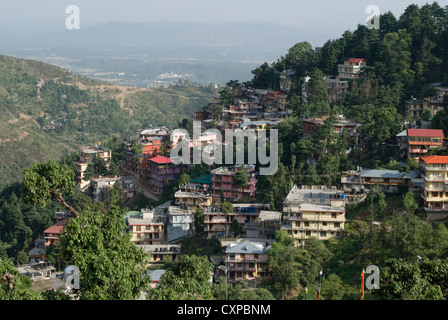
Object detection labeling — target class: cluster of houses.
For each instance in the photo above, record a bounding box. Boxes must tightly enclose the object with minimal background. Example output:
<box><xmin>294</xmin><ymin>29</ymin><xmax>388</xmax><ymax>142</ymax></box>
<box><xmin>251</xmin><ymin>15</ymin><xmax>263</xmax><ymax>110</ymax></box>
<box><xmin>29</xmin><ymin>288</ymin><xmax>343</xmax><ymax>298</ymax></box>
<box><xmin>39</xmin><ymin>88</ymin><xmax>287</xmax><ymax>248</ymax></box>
<box><xmin>22</xmin><ymin>56</ymin><xmax>448</xmax><ymax>288</ymax></box>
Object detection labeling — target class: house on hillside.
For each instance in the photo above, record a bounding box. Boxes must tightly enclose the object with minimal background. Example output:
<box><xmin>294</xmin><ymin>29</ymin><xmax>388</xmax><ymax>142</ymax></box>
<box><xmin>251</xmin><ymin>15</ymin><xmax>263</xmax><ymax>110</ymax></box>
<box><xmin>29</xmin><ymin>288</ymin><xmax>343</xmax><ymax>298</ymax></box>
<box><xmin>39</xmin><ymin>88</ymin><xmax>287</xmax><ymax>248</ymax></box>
<box><xmin>420</xmin><ymin>155</ymin><xmax>448</xmax><ymax>220</ymax></box>
<box><xmin>222</xmin><ymin>241</ymin><xmax>270</xmax><ymax>282</ymax></box>
<box><xmin>337</xmin><ymin>58</ymin><xmax>366</xmax><ymax>80</ymax></box>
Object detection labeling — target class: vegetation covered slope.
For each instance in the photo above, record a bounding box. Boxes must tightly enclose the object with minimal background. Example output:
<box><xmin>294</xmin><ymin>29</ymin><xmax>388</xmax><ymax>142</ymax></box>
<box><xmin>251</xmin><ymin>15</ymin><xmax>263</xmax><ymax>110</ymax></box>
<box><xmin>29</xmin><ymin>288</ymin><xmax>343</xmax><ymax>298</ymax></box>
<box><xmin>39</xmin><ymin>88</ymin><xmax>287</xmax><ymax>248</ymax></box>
<box><xmin>0</xmin><ymin>54</ymin><xmax>214</xmax><ymax>185</ymax></box>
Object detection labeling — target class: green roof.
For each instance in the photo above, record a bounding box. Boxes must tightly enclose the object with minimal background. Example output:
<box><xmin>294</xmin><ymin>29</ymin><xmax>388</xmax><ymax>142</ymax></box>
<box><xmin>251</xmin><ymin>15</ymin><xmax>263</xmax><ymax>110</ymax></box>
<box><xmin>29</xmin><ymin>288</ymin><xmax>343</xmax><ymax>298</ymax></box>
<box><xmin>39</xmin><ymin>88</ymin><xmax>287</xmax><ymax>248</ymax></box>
<box><xmin>190</xmin><ymin>174</ymin><xmax>213</xmax><ymax>184</ymax></box>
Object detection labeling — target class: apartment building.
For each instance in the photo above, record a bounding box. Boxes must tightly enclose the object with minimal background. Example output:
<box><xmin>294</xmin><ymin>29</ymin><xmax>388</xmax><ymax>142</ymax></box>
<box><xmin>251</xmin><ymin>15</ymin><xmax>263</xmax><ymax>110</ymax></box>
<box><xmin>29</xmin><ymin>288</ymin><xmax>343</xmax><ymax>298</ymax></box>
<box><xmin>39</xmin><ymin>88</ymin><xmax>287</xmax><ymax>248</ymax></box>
<box><xmin>341</xmin><ymin>169</ymin><xmax>419</xmax><ymax>194</ymax></box>
<box><xmin>203</xmin><ymin>203</ymin><xmax>270</xmax><ymax>239</ymax></box>
<box><xmin>128</xmin><ymin>209</ymin><xmax>166</xmax><ymax>245</ymax></box>
<box><xmin>211</xmin><ymin>165</ymin><xmax>257</xmax><ymax>201</ymax></box>
<box><xmin>74</xmin><ymin>143</ymin><xmax>112</xmax><ymax>189</ymax></box>
<box><xmin>281</xmin><ymin>185</ymin><xmax>346</xmax><ymax>247</ymax></box>
<box><xmin>223</xmin><ymin>241</ymin><xmax>270</xmax><ymax>282</ymax></box>
<box><xmin>407</xmin><ymin>129</ymin><xmax>445</xmax><ymax>159</ymax></box>
<box><xmin>420</xmin><ymin>155</ymin><xmax>448</xmax><ymax>220</ymax></box>
<box><xmin>337</xmin><ymin>58</ymin><xmax>366</xmax><ymax>80</ymax></box>
<box><xmin>405</xmin><ymin>96</ymin><xmax>445</xmax><ymax>118</ymax></box>
<box><xmin>145</xmin><ymin>155</ymin><xmax>184</xmax><ymax>195</ymax></box>
<box><xmin>301</xmin><ymin>115</ymin><xmax>360</xmax><ymax>142</ymax></box>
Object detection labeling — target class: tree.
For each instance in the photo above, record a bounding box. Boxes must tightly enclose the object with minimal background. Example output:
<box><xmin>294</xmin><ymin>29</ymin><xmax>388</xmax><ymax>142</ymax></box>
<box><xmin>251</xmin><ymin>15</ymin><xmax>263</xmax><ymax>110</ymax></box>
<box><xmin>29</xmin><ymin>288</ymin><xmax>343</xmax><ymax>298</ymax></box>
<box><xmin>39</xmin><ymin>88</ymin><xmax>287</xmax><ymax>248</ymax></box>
<box><xmin>59</xmin><ymin>204</ymin><xmax>150</xmax><ymax>300</ymax></box>
<box><xmin>373</xmin><ymin>258</ymin><xmax>446</xmax><ymax>300</ymax></box>
<box><xmin>220</xmin><ymin>202</ymin><xmax>234</xmax><ymax>238</ymax></box>
<box><xmin>233</xmin><ymin>166</ymin><xmax>248</xmax><ymax>188</ymax></box>
<box><xmin>148</xmin><ymin>255</ymin><xmax>214</xmax><ymax>300</ymax></box>
<box><xmin>0</xmin><ymin>258</ymin><xmax>42</xmax><ymax>300</ymax></box>
<box><xmin>178</xmin><ymin>173</ymin><xmax>190</xmax><ymax>187</ymax></box>
<box><xmin>308</xmin><ymin>68</ymin><xmax>327</xmax><ymax>105</ymax></box>
<box><xmin>403</xmin><ymin>192</ymin><xmax>418</xmax><ymax>215</ymax></box>
<box><xmin>22</xmin><ymin>160</ymin><xmax>79</xmax><ymax>218</ymax></box>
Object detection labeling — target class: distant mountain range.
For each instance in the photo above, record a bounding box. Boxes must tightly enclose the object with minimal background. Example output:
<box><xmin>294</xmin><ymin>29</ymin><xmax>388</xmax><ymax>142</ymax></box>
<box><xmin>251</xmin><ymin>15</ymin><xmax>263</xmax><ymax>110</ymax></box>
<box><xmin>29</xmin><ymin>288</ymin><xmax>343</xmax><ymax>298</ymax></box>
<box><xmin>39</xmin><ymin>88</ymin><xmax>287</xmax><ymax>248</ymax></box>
<box><xmin>0</xmin><ymin>21</ymin><xmax>324</xmax><ymax>86</ymax></box>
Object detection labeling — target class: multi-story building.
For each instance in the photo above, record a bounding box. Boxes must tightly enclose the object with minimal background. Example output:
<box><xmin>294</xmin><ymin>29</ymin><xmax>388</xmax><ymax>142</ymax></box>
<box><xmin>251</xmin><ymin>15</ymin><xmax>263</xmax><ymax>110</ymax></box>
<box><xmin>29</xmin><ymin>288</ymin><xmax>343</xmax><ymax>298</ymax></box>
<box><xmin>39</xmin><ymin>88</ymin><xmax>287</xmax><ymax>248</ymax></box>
<box><xmin>128</xmin><ymin>209</ymin><xmax>166</xmax><ymax>245</ymax></box>
<box><xmin>222</xmin><ymin>241</ymin><xmax>270</xmax><ymax>282</ymax></box>
<box><xmin>407</xmin><ymin>129</ymin><xmax>445</xmax><ymax>160</ymax></box>
<box><xmin>91</xmin><ymin>176</ymin><xmax>121</xmax><ymax>202</ymax></box>
<box><xmin>337</xmin><ymin>58</ymin><xmax>366</xmax><ymax>80</ymax></box>
<box><xmin>43</xmin><ymin>219</ymin><xmax>68</xmax><ymax>248</ymax></box>
<box><xmin>281</xmin><ymin>185</ymin><xmax>346</xmax><ymax>247</ymax></box>
<box><xmin>74</xmin><ymin>144</ymin><xmax>112</xmax><ymax>189</ymax></box>
<box><xmin>420</xmin><ymin>155</ymin><xmax>448</xmax><ymax>220</ymax></box>
<box><xmin>302</xmin><ymin>75</ymin><xmax>349</xmax><ymax>104</ymax></box>
<box><xmin>203</xmin><ymin>203</ymin><xmax>270</xmax><ymax>239</ymax></box>
<box><xmin>166</xmin><ymin>205</ymin><xmax>194</xmax><ymax>242</ymax></box>
<box><xmin>174</xmin><ymin>190</ymin><xmax>213</xmax><ymax>212</ymax></box>
<box><xmin>405</xmin><ymin>96</ymin><xmax>445</xmax><ymax>118</ymax></box>
<box><xmin>341</xmin><ymin>169</ymin><xmax>418</xmax><ymax>194</ymax></box>
<box><xmin>280</xmin><ymin>69</ymin><xmax>296</xmax><ymax>92</ymax></box>
<box><xmin>145</xmin><ymin>155</ymin><xmax>184</xmax><ymax>195</ymax></box>
<box><xmin>301</xmin><ymin>115</ymin><xmax>360</xmax><ymax>142</ymax></box>
<box><xmin>211</xmin><ymin>165</ymin><xmax>257</xmax><ymax>201</ymax></box>
<box><xmin>138</xmin><ymin>245</ymin><xmax>181</xmax><ymax>266</ymax></box>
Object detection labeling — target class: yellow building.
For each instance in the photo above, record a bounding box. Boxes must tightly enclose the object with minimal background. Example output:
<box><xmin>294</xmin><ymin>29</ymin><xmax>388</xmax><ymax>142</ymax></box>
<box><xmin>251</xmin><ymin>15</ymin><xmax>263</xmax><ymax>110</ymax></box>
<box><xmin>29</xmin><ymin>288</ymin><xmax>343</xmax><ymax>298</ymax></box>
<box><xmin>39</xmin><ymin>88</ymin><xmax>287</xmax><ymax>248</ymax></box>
<box><xmin>174</xmin><ymin>190</ymin><xmax>213</xmax><ymax>212</ymax></box>
<box><xmin>282</xmin><ymin>186</ymin><xmax>347</xmax><ymax>247</ymax></box>
<box><xmin>420</xmin><ymin>155</ymin><xmax>448</xmax><ymax>220</ymax></box>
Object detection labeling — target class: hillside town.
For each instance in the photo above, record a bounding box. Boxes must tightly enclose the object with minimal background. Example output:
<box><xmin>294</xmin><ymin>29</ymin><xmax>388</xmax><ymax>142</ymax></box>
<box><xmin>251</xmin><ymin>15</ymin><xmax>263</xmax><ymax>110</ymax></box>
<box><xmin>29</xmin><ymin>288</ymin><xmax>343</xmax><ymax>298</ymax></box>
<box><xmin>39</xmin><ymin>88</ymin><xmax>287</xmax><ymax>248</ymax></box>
<box><xmin>18</xmin><ymin>55</ymin><xmax>448</xmax><ymax>294</ymax></box>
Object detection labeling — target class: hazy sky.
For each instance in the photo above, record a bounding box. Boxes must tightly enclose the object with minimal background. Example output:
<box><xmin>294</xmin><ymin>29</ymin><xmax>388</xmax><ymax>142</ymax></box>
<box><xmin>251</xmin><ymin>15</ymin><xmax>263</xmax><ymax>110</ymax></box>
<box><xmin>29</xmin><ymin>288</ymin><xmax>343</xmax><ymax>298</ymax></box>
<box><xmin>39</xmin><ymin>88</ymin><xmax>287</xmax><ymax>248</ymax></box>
<box><xmin>0</xmin><ymin>0</ymin><xmax>441</xmax><ymax>41</ymax></box>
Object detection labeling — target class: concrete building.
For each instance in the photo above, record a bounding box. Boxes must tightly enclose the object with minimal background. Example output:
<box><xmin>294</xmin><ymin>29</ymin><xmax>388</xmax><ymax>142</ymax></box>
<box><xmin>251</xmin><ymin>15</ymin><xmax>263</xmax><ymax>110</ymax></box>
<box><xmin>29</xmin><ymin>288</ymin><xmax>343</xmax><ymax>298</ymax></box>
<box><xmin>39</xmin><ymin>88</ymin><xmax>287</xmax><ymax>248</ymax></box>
<box><xmin>222</xmin><ymin>241</ymin><xmax>270</xmax><ymax>282</ymax></box>
<box><xmin>420</xmin><ymin>155</ymin><xmax>448</xmax><ymax>220</ymax></box>
<box><xmin>166</xmin><ymin>205</ymin><xmax>194</xmax><ymax>242</ymax></box>
<box><xmin>211</xmin><ymin>165</ymin><xmax>257</xmax><ymax>201</ymax></box>
<box><xmin>337</xmin><ymin>58</ymin><xmax>366</xmax><ymax>80</ymax></box>
<box><xmin>341</xmin><ymin>169</ymin><xmax>419</xmax><ymax>194</ymax></box>
<box><xmin>128</xmin><ymin>209</ymin><xmax>166</xmax><ymax>245</ymax></box>
<box><xmin>282</xmin><ymin>185</ymin><xmax>347</xmax><ymax>247</ymax></box>
<box><xmin>203</xmin><ymin>203</ymin><xmax>270</xmax><ymax>239</ymax></box>
<box><xmin>74</xmin><ymin>144</ymin><xmax>112</xmax><ymax>189</ymax></box>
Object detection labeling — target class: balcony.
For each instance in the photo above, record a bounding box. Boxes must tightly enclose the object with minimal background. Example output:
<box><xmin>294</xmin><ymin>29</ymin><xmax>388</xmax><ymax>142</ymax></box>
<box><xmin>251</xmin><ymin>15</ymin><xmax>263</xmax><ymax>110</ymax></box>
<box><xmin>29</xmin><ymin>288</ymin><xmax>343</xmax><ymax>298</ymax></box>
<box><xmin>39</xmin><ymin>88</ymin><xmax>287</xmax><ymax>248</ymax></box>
<box><xmin>421</xmin><ymin>164</ymin><xmax>448</xmax><ymax>172</ymax></box>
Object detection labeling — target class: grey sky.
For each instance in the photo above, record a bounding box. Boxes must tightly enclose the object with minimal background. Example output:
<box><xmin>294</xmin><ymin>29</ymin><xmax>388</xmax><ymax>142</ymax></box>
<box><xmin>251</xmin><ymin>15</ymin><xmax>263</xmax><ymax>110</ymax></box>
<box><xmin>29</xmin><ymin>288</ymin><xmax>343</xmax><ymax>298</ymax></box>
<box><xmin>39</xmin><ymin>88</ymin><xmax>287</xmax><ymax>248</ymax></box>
<box><xmin>0</xmin><ymin>1</ymin><xmax>441</xmax><ymax>42</ymax></box>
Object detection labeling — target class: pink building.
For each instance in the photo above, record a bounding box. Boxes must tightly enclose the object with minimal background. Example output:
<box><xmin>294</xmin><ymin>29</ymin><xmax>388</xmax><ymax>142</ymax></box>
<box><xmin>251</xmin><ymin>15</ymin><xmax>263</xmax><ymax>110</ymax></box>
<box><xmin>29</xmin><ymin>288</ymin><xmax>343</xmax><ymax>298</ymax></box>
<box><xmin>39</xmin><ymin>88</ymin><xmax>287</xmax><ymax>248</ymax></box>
<box><xmin>146</xmin><ymin>155</ymin><xmax>184</xmax><ymax>195</ymax></box>
<box><xmin>211</xmin><ymin>165</ymin><xmax>257</xmax><ymax>201</ymax></box>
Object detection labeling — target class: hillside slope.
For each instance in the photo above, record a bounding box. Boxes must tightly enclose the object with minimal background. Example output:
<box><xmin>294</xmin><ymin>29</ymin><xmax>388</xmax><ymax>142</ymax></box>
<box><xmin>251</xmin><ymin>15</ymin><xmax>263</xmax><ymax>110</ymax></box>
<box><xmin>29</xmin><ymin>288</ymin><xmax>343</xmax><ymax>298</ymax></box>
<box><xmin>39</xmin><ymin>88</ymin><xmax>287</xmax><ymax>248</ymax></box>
<box><xmin>0</xmin><ymin>54</ymin><xmax>213</xmax><ymax>184</ymax></box>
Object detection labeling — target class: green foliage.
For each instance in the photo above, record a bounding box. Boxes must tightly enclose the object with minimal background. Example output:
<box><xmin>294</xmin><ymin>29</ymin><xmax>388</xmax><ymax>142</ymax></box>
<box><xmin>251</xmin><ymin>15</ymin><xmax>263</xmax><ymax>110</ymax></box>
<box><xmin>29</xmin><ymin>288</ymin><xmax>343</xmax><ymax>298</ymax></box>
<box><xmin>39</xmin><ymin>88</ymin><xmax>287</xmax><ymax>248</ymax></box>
<box><xmin>0</xmin><ymin>258</ymin><xmax>43</xmax><ymax>300</ymax></box>
<box><xmin>148</xmin><ymin>255</ymin><xmax>214</xmax><ymax>300</ymax></box>
<box><xmin>22</xmin><ymin>160</ymin><xmax>79</xmax><ymax>217</ymax></box>
<box><xmin>59</xmin><ymin>204</ymin><xmax>150</xmax><ymax>300</ymax></box>
<box><xmin>373</xmin><ymin>258</ymin><xmax>448</xmax><ymax>300</ymax></box>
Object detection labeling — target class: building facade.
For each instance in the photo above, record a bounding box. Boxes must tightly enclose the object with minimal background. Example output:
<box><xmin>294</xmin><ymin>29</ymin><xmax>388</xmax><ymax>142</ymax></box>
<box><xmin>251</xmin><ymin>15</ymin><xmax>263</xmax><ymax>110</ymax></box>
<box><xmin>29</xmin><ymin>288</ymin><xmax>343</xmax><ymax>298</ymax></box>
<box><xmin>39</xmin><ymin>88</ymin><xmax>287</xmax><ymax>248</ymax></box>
<box><xmin>211</xmin><ymin>165</ymin><xmax>257</xmax><ymax>201</ymax></box>
<box><xmin>420</xmin><ymin>155</ymin><xmax>448</xmax><ymax>220</ymax></box>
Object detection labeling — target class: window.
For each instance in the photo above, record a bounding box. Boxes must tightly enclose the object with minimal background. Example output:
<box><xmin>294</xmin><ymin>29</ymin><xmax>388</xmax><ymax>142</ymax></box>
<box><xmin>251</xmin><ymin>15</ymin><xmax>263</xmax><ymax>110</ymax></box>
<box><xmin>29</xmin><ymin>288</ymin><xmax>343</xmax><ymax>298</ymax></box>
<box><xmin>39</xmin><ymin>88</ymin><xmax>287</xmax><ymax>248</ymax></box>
<box><xmin>332</xmin><ymin>213</ymin><xmax>337</xmax><ymax>218</ymax></box>
<box><xmin>320</xmin><ymin>231</ymin><xmax>327</xmax><ymax>237</ymax></box>
<box><xmin>334</xmin><ymin>222</ymin><xmax>340</xmax><ymax>228</ymax></box>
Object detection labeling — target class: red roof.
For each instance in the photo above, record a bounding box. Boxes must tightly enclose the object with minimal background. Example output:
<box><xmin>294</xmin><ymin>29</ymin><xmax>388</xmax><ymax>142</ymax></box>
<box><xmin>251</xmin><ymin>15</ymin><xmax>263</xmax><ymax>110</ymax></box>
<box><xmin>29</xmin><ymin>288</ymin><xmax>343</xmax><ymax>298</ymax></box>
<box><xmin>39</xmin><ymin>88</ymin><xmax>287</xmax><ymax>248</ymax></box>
<box><xmin>407</xmin><ymin>129</ymin><xmax>445</xmax><ymax>138</ymax></box>
<box><xmin>149</xmin><ymin>155</ymin><xmax>173</xmax><ymax>164</ymax></box>
<box><xmin>421</xmin><ymin>155</ymin><xmax>448</xmax><ymax>164</ymax></box>
<box><xmin>44</xmin><ymin>219</ymin><xmax>68</xmax><ymax>235</ymax></box>
<box><xmin>347</xmin><ymin>58</ymin><xmax>366</xmax><ymax>64</ymax></box>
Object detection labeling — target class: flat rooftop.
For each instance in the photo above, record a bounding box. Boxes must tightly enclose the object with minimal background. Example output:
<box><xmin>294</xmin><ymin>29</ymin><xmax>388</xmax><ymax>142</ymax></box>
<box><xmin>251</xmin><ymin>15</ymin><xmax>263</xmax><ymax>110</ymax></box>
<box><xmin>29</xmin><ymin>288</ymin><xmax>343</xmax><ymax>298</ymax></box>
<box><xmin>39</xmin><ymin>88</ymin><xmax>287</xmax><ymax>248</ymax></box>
<box><xmin>284</xmin><ymin>185</ymin><xmax>346</xmax><ymax>205</ymax></box>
